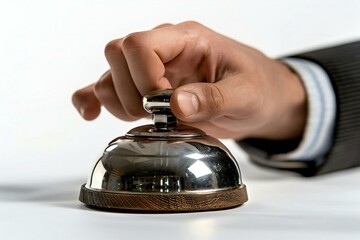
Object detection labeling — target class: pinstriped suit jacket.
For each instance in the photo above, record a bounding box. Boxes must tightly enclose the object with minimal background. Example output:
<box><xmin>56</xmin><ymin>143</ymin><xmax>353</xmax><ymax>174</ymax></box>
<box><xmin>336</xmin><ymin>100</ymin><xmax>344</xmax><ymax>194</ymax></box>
<box><xmin>238</xmin><ymin>41</ymin><xmax>360</xmax><ymax>176</ymax></box>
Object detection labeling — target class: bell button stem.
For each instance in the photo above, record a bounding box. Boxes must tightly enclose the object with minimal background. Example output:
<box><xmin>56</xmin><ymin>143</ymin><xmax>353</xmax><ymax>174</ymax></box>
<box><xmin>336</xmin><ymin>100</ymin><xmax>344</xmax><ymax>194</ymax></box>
<box><xmin>143</xmin><ymin>89</ymin><xmax>177</xmax><ymax>131</ymax></box>
<box><xmin>152</xmin><ymin>110</ymin><xmax>177</xmax><ymax>131</ymax></box>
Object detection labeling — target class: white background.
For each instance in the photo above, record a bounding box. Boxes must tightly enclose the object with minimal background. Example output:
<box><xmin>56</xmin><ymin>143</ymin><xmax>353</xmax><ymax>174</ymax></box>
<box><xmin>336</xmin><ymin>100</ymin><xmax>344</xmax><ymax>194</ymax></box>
<box><xmin>0</xmin><ymin>1</ymin><xmax>360</xmax><ymax>239</ymax></box>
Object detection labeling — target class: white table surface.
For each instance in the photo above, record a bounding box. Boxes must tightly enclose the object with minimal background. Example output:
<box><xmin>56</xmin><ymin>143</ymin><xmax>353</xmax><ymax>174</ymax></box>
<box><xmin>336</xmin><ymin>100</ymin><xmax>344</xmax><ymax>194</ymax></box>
<box><xmin>1</xmin><ymin>140</ymin><xmax>359</xmax><ymax>240</ymax></box>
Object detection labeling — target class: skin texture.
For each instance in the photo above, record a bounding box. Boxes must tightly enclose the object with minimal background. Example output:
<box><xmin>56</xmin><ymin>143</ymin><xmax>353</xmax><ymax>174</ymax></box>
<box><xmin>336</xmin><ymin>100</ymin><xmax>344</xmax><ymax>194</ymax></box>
<box><xmin>72</xmin><ymin>21</ymin><xmax>307</xmax><ymax>140</ymax></box>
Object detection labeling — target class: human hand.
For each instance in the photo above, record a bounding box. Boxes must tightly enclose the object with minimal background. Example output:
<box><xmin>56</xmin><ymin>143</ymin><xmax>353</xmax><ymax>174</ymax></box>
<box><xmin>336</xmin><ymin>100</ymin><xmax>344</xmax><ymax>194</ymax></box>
<box><xmin>72</xmin><ymin>21</ymin><xmax>306</xmax><ymax>140</ymax></box>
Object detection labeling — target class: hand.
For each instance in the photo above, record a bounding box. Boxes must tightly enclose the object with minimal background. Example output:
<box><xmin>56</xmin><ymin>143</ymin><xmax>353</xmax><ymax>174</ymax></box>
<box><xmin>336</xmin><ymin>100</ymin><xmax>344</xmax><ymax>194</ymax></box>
<box><xmin>72</xmin><ymin>21</ymin><xmax>307</xmax><ymax>140</ymax></box>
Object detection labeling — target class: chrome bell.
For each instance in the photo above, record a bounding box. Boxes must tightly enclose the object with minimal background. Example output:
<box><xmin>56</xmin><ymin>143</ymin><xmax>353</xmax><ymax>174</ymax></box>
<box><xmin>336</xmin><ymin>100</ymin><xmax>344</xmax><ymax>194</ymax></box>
<box><xmin>79</xmin><ymin>89</ymin><xmax>248</xmax><ymax>212</ymax></box>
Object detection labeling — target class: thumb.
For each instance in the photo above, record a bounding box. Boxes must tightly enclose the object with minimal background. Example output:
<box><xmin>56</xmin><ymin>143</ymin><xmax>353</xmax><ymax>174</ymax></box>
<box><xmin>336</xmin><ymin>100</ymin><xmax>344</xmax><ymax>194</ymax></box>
<box><xmin>171</xmin><ymin>82</ymin><xmax>238</xmax><ymax>122</ymax></box>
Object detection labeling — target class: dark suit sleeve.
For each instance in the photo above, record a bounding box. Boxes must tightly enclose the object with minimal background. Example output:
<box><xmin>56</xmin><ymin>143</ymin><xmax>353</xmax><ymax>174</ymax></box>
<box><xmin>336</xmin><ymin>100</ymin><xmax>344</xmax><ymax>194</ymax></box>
<box><xmin>238</xmin><ymin>41</ymin><xmax>360</xmax><ymax>176</ymax></box>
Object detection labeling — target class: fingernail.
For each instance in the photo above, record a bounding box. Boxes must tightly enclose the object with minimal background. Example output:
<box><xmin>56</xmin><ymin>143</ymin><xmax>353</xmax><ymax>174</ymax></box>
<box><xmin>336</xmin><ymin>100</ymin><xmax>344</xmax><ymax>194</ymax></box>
<box><xmin>177</xmin><ymin>91</ymin><xmax>199</xmax><ymax>116</ymax></box>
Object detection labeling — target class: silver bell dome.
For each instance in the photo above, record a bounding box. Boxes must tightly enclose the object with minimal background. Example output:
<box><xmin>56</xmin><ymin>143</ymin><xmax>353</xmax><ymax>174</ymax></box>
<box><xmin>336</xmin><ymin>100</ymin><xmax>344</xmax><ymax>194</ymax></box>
<box><xmin>79</xmin><ymin>90</ymin><xmax>247</xmax><ymax>212</ymax></box>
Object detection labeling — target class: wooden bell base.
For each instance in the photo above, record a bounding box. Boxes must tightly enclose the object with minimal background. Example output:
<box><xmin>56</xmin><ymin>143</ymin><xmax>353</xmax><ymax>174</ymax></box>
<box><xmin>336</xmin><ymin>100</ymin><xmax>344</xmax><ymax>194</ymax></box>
<box><xmin>79</xmin><ymin>184</ymin><xmax>248</xmax><ymax>212</ymax></box>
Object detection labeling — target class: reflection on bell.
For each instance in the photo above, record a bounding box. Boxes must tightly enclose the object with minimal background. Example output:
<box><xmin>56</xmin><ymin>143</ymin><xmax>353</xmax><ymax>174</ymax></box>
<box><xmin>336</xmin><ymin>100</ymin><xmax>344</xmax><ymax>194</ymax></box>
<box><xmin>79</xmin><ymin>90</ymin><xmax>248</xmax><ymax>212</ymax></box>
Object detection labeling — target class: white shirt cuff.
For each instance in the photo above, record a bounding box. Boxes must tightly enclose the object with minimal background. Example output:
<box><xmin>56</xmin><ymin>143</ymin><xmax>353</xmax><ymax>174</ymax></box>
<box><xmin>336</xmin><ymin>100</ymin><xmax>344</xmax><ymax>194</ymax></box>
<box><xmin>273</xmin><ymin>58</ymin><xmax>336</xmax><ymax>161</ymax></box>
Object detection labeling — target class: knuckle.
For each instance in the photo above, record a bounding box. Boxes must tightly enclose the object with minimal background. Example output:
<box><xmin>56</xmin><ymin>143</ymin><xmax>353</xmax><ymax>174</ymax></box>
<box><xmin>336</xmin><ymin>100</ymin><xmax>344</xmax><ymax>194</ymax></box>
<box><xmin>122</xmin><ymin>32</ymin><xmax>147</xmax><ymax>54</ymax></box>
<box><xmin>104</xmin><ymin>39</ymin><xmax>123</xmax><ymax>58</ymax></box>
<box><xmin>153</xmin><ymin>23</ymin><xmax>173</xmax><ymax>29</ymax></box>
<box><xmin>202</xmin><ymin>85</ymin><xmax>225</xmax><ymax>115</ymax></box>
<box><xmin>180</xmin><ymin>20</ymin><xmax>203</xmax><ymax>29</ymax></box>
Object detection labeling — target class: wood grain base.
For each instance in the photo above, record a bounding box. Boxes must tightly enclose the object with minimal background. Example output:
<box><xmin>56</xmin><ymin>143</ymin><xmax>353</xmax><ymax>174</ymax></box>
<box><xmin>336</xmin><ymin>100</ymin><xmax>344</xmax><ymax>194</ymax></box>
<box><xmin>79</xmin><ymin>184</ymin><xmax>248</xmax><ymax>212</ymax></box>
